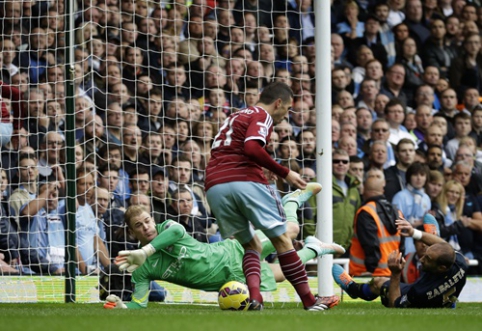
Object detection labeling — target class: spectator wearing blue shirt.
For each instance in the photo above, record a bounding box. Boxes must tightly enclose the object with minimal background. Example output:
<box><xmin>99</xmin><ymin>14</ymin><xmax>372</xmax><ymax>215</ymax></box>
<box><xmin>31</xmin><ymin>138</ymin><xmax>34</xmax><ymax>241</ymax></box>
<box><xmin>75</xmin><ymin>169</ymin><xmax>111</xmax><ymax>275</ymax></box>
<box><xmin>19</xmin><ymin>181</ymin><xmax>67</xmax><ymax>275</ymax></box>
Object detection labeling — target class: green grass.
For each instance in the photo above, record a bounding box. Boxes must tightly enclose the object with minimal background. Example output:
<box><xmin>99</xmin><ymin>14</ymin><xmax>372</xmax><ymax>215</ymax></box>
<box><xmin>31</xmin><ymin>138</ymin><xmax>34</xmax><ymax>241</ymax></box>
<box><xmin>1</xmin><ymin>302</ymin><xmax>482</xmax><ymax>331</ymax></box>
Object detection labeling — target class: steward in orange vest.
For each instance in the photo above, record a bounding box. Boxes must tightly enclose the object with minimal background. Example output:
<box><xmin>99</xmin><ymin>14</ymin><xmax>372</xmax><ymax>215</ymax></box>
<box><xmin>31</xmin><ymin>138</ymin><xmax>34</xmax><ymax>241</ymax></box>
<box><xmin>402</xmin><ymin>252</ymin><xmax>420</xmax><ymax>284</ymax></box>
<box><xmin>349</xmin><ymin>195</ymin><xmax>403</xmax><ymax>276</ymax></box>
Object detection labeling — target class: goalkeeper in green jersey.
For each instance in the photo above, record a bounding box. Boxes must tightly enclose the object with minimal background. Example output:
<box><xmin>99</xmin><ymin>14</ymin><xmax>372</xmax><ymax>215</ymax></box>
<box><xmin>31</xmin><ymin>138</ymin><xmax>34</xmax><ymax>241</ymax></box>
<box><xmin>104</xmin><ymin>184</ymin><xmax>345</xmax><ymax>309</ymax></box>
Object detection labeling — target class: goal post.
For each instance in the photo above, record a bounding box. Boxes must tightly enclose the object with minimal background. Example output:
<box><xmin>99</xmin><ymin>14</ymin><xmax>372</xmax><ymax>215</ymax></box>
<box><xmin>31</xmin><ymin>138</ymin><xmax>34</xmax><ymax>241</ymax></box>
<box><xmin>64</xmin><ymin>0</ymin><xmax>78</xmax><ymax>303</ymax></box>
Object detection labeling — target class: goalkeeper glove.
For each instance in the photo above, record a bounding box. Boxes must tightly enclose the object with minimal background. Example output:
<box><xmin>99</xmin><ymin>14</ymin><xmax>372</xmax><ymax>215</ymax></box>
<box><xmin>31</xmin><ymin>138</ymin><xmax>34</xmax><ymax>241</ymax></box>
<box><xmin>103</xmin><ymin>295</ymin><xmax>127</xmax><ymax>309</ymax></box>
<box><xmin>115</xmin><ymin>244</ymin><xmax>156</xmax><ymax>273</ymax></box>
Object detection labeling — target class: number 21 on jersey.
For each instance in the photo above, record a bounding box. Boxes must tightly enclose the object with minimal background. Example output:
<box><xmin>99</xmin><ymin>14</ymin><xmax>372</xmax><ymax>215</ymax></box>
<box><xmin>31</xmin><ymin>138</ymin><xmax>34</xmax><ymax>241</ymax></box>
<box><xmin>212</xmin><ymin>115</ymin><xmax>239</xmax><ymax>149</ymax></box>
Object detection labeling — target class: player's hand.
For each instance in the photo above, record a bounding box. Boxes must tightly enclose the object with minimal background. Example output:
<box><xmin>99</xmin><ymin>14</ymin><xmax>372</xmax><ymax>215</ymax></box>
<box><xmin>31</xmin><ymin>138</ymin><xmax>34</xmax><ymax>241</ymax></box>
<box><xmin>395</xmin><ymin>218</ymin><xmax>414</xmax><ymax>237</ymax></box>
<box><xmin>115</xmin><ymin>244</ymin><xmax>156</xmax><ymax>273</ymax></box>
<box><xmin>387</xmin><ymin>250</ymin><xmax>405</xmax><ymax>275</ymax></box>
<box><xmin>103</xmin><ymin>294</ymin><xmax>127</xmax><ymax>309</ymax></box>
<box><xmin>285</xmin><ymin>171</ymin><xmax>307</xmax><ymax>190</ymax></box>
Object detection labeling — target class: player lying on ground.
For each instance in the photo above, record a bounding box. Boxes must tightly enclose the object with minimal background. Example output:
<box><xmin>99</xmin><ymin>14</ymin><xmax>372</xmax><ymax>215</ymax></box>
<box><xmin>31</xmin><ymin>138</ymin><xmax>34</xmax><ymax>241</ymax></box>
<box><xmin>105</xmin><ymin>184</ymin><xmax>345</xmax><ymax>309</ymax></box>
<box><xmin>333</xmin><ymin>214</ymin><xmax>468</xmax><ymax>308</ymax></box>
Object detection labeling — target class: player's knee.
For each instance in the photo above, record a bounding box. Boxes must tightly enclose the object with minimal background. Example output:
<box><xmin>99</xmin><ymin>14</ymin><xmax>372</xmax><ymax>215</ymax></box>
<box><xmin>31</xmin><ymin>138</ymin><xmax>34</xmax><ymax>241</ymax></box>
<box><xmin>242</xmin><ymin>235</ymin><xmax>262</xmax><ymax>253</ymax></box>
<box><xmin>269</xmin><ymin>233</ymin><xmax>293</xmax><ymax>253</ymax></box>
<box><xmin>286</xmin><ymin>222</ymin><xmax>300</xmax><ymax>240</ymax></box>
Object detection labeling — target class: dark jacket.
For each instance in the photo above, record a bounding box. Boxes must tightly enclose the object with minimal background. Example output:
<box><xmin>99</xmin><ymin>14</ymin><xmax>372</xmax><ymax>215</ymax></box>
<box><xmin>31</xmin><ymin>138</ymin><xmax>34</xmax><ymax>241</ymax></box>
<box><xmin>160</xmin><ymin>206</ymin><xmax>209</xmax><ymax>243</ymax></box>
<box><xmin>0</xmin><ymin>203</ymin><xmax>18</xmax><ymax>262</ymax></box>
<box><xmin>448</xmin><ymin>53</ymin><xmax>482</xmax><ymax>100</ymax></box>
<box><xmin>384</xmin><ymin>165</ymin><xmax>406</xmax><ymax>203</ymax></box>
<box><xmin>421</xmin><ymin>39</ymin><xmax>457</xmax><ymax>78</ymax></box>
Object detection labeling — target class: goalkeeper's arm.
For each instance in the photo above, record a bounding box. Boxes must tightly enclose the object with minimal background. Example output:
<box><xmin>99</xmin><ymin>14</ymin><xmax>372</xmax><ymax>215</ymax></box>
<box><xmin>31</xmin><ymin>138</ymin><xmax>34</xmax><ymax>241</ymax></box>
<box><xmin>116</xmin><ymin>221</ymin><xmax>186</xmax><ymax>272</ymax></box>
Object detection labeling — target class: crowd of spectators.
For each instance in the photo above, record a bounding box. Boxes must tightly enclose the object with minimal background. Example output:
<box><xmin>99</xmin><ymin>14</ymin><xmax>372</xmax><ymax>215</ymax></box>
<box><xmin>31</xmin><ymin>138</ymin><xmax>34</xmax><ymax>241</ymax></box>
<box><xmin>0</xmin><ymin>0</ymin><xmax>481</xmax><ymax>278</ymax></box>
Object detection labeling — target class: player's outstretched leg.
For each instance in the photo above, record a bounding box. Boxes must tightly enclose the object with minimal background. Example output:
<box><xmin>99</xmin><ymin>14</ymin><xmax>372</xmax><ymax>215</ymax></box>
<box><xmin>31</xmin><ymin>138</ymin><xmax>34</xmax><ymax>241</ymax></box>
<box><xmin>305</xmin><ymin>236</ymin><xmax>345</xmax><ymax>257</ymax></box>
<box><xmin>332</xmin><ymin>265</ymin><xmax>380</xmax><ymax>301</ymax></box>
<box><xmin>282</xmin><ymin>182</ymin><xmax>323</xmax><ymax>208</ymax></box>
<box><xmin>332</xmin><ymin>264</ymin><xmax>358</xmax><ymax>299</ymax></box>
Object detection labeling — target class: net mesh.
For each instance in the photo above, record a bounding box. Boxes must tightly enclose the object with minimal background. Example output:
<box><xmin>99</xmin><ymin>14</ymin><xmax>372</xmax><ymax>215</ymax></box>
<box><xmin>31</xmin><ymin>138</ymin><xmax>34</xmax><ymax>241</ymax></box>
<box><xmin>0</xmin><ymin>0</ymin><xmax>316</xmax><ymax>302</ymax></box>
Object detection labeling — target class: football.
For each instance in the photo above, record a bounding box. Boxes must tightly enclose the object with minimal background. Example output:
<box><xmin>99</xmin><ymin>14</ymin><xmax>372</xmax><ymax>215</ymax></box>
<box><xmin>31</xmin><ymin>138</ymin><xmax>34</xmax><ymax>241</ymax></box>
<box><xmin>218</xmin><ymin>281</ymin><xmax>250</xmax><ymax>311</ymax></box>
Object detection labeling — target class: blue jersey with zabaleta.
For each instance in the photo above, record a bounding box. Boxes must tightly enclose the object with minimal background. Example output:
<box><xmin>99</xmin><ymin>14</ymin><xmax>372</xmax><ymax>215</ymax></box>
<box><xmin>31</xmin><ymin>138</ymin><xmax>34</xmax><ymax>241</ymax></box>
<box><xmin>393</xmin><ymin>252</ymin><xmax>468</xmax><ymax>308</ymax></box>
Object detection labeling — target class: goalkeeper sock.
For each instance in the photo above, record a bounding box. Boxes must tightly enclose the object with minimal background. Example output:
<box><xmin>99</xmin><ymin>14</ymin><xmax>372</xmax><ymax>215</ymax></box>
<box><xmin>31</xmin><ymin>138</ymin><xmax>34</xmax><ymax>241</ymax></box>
<box><xmin>278</xmin><ymin>249</ymin><xmax>315</xmax><ymax>308</ymax></box>
<box><xmin>297</xmin><ymin>247</ymin><xmax>317</xmax><ymax>264</ymax></box>
<box><xmin>243</xmin><ymin>250</ymin><xmax>263</xmax><ymax>303</ymax></box>
<box><xmin>284</xmin><ymin>202</ymin><xmax>298</xmax><ymax>223</ymax></box>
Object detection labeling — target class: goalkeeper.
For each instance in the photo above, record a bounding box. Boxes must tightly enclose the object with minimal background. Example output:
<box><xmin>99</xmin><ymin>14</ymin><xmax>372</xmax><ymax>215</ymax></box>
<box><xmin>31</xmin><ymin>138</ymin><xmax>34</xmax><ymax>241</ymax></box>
<box><xmin>105</xmin><ymin>184</ymin><xmax>345</xmax><ymax>309</ymax></box>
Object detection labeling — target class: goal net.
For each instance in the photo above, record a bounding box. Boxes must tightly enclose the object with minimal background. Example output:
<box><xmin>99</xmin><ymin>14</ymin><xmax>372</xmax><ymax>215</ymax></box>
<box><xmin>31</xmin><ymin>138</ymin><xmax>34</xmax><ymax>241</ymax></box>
<box><xmin>0</xmin><ymin>0</ymin><xmax>316</xmax><ymax>303</ymax></box>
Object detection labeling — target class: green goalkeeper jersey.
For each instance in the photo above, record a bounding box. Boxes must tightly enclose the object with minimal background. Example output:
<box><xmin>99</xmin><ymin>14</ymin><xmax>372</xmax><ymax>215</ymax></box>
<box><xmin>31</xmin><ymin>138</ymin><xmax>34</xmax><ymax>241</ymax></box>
<box><xmin>126</xmin><ymin>220</ymin><xmax>276</xmax><ymax>308</ymax></box>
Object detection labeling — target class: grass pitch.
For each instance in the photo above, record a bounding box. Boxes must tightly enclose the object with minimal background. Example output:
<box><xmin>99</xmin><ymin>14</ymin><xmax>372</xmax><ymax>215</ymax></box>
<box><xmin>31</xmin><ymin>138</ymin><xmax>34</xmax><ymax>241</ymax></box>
<box><xmin>1</xmin><ymin>302</ymin><xmax>481</xmax><ymax>331</ymax></box>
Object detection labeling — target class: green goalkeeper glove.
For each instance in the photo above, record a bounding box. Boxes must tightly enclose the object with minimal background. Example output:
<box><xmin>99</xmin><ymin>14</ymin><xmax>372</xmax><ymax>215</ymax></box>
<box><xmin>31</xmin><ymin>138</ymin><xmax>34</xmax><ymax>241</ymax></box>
<box><xmin>103</xmin><ymin>295</ymin><xmax>127</xmax><ymax>309</ymax></box>
<box><xmin>115</xmin><ymin>244</ymin><xmax>156</xmax><ymax>273</ymax></box>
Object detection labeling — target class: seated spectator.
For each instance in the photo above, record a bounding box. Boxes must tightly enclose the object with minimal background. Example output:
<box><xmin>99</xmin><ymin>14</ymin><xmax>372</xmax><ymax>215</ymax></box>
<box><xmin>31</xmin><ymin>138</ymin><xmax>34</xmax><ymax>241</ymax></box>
<box><xmin>129</xmin><ymin>167</ymin><xmax>150</xmax><ymax>196</ymax></box>
<box><xmin>446</xmin><ymin>112</ymin><xmax>473</xmax><ymax>161</ymax></box>
<box><xmin>433</xmin><ymin>180</ymin><xmax>471</xmax><ymax>251</ymax></box>
<box><xmin>380</xmin><ymin>63</ymin><xmax>408</xmax><ymax>108</ymax></box>
<box><xmin>19</xmin><ymin>181</ymin><xmax>66</xmax><ymax>275</ymax></box>
<box><xmin>160</xmin><ymin>186</ymin><xmax>211</xmax><ymax>243</ymax></box>
<box><xmin>79</xmin><ymin>114</ymin><xmax>106</xmax><ymax>161</ymax></box>
<box><xmin>122</xmin><ymin>125</ymin><xmax>142</xmax><ymax>175</ymax></box>
<box><xmin>411</xmin><ymin>105</ymin><xmax>433</xmax><ymax>144</ymax></box>
<box><xmin>0</xmin><ymin>168</ymin><xmax>18</xmax><ymax>274</ymax></box>
<box><xmin>355</xmin><ymin>107</ymin><xmax>372</xmax><ymax>153</ymax></box>
<box><xmin>460</xmin><ymin>88</ymin><xmax>480</xmax><ymax>114</ymax></box>
<box><xmin>357</xmin><ymin>76</ymin><xmax>380</xmax><ymax>116</ymax></box>
<box><xmin>421</xmin><ymin>19</ymin><xmax>456</xmax><ymax>80</ymax></box>
<box><xmin>168</xmin><ymin>156</ymin><xmax>209</xmax><ymax>219</ymax></box>
<box><xmin>75</xmin><ymin>170</ymin><xmax>110</xmax><ymax>274</ymax></box>
<box><xmin>150</xmin><ymin>167</ymin><xmax>170</xmax><ymax>224</ymax></box>
<box><xmin>338</xmin><ymin>135</ymin><xmax>358</xmax><ymax>157</ymax></box>
<box><xmin>361</xmin><ymin>119</ymin><xmax>396</xmax><ymax>168</ymax></box>
<box><xmin>449</xmin><ymin>33</ymin><xmax>482</xmax><ymax>100</ymax></box>
<box><xmin>9</xmin><ymin>154</ymin><xmax>39</xmax><ymax>227</ymax></box>
<box><xmin>137</xmin><ymin>88</ymin><xmax>163</xmax><ymax>133</ymax></box>
<box><xmin>179</xmin><ymin>139</ymin><xmax>205</xmax><ymax>183</ymax></box>
<box><xmin>277</xmin><ymin>136</ymin><xmax>299</xmax><ymax>163</ymax></box>
<box><xmin>384</xmin><ymin>138</ymin><xmax>416</xmax><ymax>202</ymax></box>
<box><xmin>74</xmin><ymin>96</ymin><xmax>94</xmax><ymax>141</ymax></box>
<box><xmin>1</xmin><ymin>127</ymin><xmax>29</xmax><ymax>183</ymax></box>
<box><xmin>385</xmin><ymin>99</ymin><xmax>416</xmax><ymax>146</ymax></box>
<box><xmin>138</xmin><ymin>132</ymin><xmax>165</xmax><ymax>169</ymax></box>
<box><xmin>397</xmin><ymin>37</ymin><xmax>424</xmax><ymax>102</ymax></box>
<box><xmin>455</xmin><ymin>144</ymin><xmax>482</xmax><ymax>176</ymax></box>
<box><xmin>97</xmin><ymin>164</ymin><xmax>125</xmax><ymax>210</ymax></box>
<box><xmin>392</xmin><ymin>162</ymin><xmax>432</xmax><ymax>254</ymax></box>
<box><xmin>336</xmin><ymin>1</ymin><xmax>364</xmax><ymax>40</ymax></box>
<box><xmin>452</xmin><ymin>161</ymin><xmax>482</xmax><ymax>271</ymax></box>
<box><xmin>425</xmin><ymin>169</ymin><xmax>445</xmax><ymax>207</ymax></box>
<box><xmin>98</xmin><ymin>144</ymin><xmax>130</xmax><ymax>203</ymax></box>
<box><xmin>296</xmin><ymin>130</ymin><xmax>316</xmax><ymax>172</ymax></box>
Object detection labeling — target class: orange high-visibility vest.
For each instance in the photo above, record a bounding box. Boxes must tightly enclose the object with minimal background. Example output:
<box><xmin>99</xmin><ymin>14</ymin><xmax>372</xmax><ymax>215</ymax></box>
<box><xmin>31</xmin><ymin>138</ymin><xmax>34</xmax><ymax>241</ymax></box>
<box><xmin>349</xmin><ymin>201</ymin><xmax>401</xmax><ymax>276</ymax></box>
<box><xmin>402</xmin><ymin>252</ymin><xmax>420</xmax><ymax>284</ymax></box>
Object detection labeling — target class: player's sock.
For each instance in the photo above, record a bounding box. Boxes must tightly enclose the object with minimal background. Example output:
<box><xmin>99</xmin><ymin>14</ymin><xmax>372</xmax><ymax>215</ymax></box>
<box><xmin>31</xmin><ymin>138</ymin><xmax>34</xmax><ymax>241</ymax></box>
<box><xmin>297</xmin><ymin>246</ymin><xmax>317</xmax><ymax>264</ymax></box>
<box><xmin>243</xmin><ymin>250</ymin><xmax>263</xmax><ymax>304</ymax></box>
<box><xmin>278</xmin><ymin>249</ymin><xmax>316</xmax><ymax>307</ymax></box>
<box><xmin>283</xmin><ymin>202</ymin><xmax>298</xmax><ymax>223</ymax></box>
<box><xmin>348</xmin><ymin>283</ymin><xmax>378</xmax><ymax>301</ymax></box>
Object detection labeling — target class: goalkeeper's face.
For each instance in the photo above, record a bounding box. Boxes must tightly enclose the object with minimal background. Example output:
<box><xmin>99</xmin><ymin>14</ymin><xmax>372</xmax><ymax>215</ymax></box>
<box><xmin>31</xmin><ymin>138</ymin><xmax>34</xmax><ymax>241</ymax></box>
<box><xmin>128</xmin><ymin>211</ymin><xmax>158</xmax><ymax>246</ymax></box>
